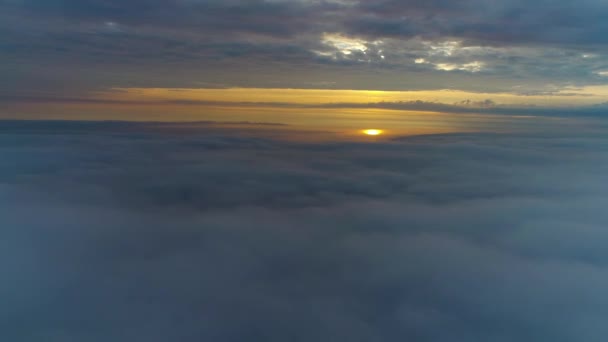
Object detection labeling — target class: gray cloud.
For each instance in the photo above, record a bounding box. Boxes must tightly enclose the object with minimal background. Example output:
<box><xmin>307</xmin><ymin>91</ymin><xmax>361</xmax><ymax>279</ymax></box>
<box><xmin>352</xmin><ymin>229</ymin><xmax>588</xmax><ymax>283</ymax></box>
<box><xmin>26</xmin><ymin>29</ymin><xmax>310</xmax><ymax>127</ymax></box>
<box><xmin>1</xmin><ymin>121</ymin><xmax>608</xmax><ymax>341</ymax></box>
<box><xmin>2</xmin><ymin>0</ymin><xmax>608</xmax><ymax>96</ymax></box>
<box><xmin>347</xmin><ymin>0</ymin><xmax>608</xmax><ymax>46</ymax></box>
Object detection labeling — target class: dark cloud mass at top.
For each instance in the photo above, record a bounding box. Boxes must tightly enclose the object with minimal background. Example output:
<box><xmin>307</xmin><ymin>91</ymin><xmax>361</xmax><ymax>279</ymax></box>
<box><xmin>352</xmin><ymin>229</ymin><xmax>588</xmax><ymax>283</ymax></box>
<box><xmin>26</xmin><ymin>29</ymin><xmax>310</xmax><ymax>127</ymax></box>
<box><xmin>2</xmin><ymin>0</ymin><xmax>608</xmax><ymax>95</ymax></box>
<box><xmin>2</xmin><ymin>121</ymin><xmax>608</xmax><ymax>341</ymax></box>
<box><xmin>7</xmin><ymin>0</ymin><xmax>608</xmax><ymax>44</ymax></box>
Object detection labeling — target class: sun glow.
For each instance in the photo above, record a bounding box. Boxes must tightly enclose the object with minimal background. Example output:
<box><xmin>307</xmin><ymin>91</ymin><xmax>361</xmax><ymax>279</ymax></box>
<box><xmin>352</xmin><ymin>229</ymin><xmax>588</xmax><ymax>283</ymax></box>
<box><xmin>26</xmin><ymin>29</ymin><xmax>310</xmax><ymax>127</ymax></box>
<box><xmin>363</xmin><ymin>129</ymin><xmax>383</xmax><ymax>136</ymax></box>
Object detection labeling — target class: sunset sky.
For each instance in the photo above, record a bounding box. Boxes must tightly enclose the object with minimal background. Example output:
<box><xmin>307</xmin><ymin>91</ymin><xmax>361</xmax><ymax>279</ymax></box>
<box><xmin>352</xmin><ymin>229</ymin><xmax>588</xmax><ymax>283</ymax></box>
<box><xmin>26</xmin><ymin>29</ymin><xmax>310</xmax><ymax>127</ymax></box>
<box><xmin>3</xmin><ymin>1</ymin><xmax>608</xmax><ymax>342</ymax></box>
<box><xmin>2</xmin><ymin>0</ymin><xmax>608</xmax><ymax>134</ymax></box>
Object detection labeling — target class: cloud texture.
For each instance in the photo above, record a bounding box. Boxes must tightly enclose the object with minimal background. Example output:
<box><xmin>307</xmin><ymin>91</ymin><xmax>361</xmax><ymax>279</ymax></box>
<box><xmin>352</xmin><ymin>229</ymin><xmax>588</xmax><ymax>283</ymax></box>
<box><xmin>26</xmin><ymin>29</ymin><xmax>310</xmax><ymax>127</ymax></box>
<box><xmin>2</xmin><ymin>121</ymin><xmax>608</xmax><ymax>341</ymax></box>
<box><xmin>2</xmin><ymin>0</ymin><xmax>608</xmax><ymax>96</ymax></box>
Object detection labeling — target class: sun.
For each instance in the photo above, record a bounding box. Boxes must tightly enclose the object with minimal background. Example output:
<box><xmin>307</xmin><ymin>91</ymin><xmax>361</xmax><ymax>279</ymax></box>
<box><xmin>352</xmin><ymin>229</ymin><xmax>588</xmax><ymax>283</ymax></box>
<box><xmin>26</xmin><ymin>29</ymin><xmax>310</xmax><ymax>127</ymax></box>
<box><xmin>363</xmin><ymin>129</ymin><xmax>383</xmax><ymax>136</ymax></box>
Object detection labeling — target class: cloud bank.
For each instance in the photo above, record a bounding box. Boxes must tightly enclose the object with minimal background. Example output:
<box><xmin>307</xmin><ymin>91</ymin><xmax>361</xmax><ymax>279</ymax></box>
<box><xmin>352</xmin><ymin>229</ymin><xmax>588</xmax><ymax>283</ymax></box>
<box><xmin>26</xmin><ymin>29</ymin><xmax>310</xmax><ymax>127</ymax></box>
<box><xmin>2</xmin><ymin>121</ymin><xmax>608</xmax><ymax>341</ymax></box>
<box><xmin>2</xmin><ymin>0</ymin><xmax>608</xmax><ymax>96</ymax></box>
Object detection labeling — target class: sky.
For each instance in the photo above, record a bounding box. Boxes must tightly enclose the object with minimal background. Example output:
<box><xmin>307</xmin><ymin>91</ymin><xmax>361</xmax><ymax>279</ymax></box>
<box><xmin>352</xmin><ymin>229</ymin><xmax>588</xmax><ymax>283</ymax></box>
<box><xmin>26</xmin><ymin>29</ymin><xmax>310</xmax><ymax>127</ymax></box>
<box><xmin>2</xmin><ymin>1</ymin><xmax>608</xmax><ymax>341</ymax></box>
<box><xmin>1</xmin><ymin>0</ymin><xmax>608</xmax><ymax>133</ymax></box>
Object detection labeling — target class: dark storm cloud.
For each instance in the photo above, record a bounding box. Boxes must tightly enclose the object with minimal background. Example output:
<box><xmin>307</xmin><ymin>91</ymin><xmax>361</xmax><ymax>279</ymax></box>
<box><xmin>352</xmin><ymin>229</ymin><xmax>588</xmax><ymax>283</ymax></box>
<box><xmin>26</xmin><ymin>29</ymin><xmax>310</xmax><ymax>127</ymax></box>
<box><xmin>2</xmin><ymin>121</ymin><xmax>608</xmax><ymax>341</ymax></box>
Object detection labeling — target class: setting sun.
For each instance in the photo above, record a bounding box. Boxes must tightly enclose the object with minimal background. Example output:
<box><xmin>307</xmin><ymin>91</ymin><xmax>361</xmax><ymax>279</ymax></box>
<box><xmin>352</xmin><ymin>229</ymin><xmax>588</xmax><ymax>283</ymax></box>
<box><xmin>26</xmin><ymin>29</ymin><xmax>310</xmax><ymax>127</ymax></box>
<box><xmin>363</xmin><ymin>129</ymin><xmax>383</xmax><ymax>136</ymax></box>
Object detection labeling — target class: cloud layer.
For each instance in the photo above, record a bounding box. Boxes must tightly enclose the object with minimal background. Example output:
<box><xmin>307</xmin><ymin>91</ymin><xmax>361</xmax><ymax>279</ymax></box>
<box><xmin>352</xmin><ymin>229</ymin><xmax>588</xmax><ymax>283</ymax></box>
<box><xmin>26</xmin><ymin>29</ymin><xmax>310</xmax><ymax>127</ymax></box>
<box><xmin>2</xmin><ymin>121</ymin><xmax>608</xmax><ymax>341</ymax></box>
<box><xmin>2</xmin><ymin>0</ymin><xmax>608</xmax><ymax>96</ymax></box>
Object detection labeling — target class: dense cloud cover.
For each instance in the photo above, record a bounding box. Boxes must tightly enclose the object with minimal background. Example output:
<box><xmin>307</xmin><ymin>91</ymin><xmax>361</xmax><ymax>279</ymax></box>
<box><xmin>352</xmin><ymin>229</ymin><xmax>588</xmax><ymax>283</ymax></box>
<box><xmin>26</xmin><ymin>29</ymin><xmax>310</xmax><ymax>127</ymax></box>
<box><xmin>2</xmin><ymin>0</ymin><xmax>608</xmax><ymax>95</ymax></box>
<box><xmin>2</xmin><ymin>121</ymin><xmax>608</xmax><ymax>341</ymax></box>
